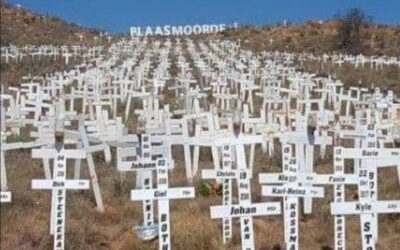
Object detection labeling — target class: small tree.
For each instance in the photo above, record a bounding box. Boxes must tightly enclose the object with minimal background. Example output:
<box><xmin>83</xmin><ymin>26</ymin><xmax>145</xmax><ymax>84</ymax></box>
<box><xmin>335</xmin><ymin>8</ymin><xmax>372</xmax><ymax>54</ymax></box>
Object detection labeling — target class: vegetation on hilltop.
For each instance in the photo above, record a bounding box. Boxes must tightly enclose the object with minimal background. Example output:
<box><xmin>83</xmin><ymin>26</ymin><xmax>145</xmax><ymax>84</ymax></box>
<box><xmin>1</xmin><ymin>1</ymin><xmax>103</xmax><ymax>46</ymax></box>
<box><xmin>220</xmin><ymin>8</ymin><xmax>400</xmax><ymax>56</ymax></box>
<box><xmin>0</xmin><ymin>1</ymin><xmax>113</xmax><ymax>86</ymax></box>
<box><xmin>0</xmin><ymin>4</ymin><xmax>400</xmax><ymax>250</ymax></box>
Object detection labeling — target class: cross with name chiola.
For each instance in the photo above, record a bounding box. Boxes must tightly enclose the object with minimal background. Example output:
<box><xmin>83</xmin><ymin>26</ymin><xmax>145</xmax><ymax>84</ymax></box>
<box><xmin>209</xmin><ymin>135</ymin><xmax>281</xmax><ymax>250</ymax></box>
<box><xmin>201</xmin><ymin>144</ymin><xmax>239</xmax><ymax>243</ymax></box>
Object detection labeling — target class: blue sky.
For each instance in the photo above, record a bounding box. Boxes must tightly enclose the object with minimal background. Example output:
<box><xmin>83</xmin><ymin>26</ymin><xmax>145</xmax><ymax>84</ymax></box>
<box><xmin>7</xmin><ymin>0</ymin><xmax>400</xmax><ymax>33</ymax></box>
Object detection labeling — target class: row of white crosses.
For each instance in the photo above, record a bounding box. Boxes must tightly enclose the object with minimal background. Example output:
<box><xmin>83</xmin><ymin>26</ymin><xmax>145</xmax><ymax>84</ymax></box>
<box><xmin>145</xmin><ymin>35</ymin><xmax>396</xmax><ymax>250</ymax></box>
<box><xmin>254</xmin><ymin>108</ymin><xmax>399</xmax><ymax>250</ymax></box>
<box><xmin>0</xmin><ymin>38</ymin><xmax>131</xmax><ymax>207</ymax></box>
<box><xmin>297</xmin><ymin>52</ymin><xmax>400</xmax><ymax>70</ymax></box>
<box><xmin>1</xmin><ymin>36</ymin><xmax>400</xmax><ymax>250</ymax></box>
<box><xmin>1</xmin><ymin>81</ymin><xmax>139</xmax><ymax>249</ymax></box>
<box><xmin>0</xmin><ymin>39</ymin><xmax>175</xmax><ymax>250</ymax></box>
<box><xmin>1</xmin><ymin>45</ymin><xmax>104</xmax><ymax>64</ymax></box>
<box><xmin>184</xmin><ymin>40</ymin><xmax>400</xmax><ymax>250</ymax></box>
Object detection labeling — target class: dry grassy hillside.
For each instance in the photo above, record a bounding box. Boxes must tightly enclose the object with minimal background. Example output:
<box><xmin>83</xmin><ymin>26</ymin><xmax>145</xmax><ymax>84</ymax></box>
<box><xmin>2</xmin><ymin>131</ymin><xmax>400</xmax><ymax>250</ymax></box>
<box><xmin>0</xmin><ymin>1</ymin><xmax>102</xmax><ymax>46</ymax></box>
<box><xmin>0</xmin><ymin>2</ymin><xmax>112</xmax><ymax>87</ymax></box>
<box><xmin>1</xmin><ymin>3</ymin><xmax>400</xmax><ymax>250</ymax></box>
<box><xmin>220</xmin><ymin>21</ymin><xmax>400</xmax><ymax>56</ymax></box>
<box><xmin>212</xmin><ymin>20</ymin><xmax>400</xmax><ymax>94</ymax></box>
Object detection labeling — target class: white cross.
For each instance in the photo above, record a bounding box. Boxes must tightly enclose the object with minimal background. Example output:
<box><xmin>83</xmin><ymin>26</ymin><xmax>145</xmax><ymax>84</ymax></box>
<box><xmin>201</xmin><ymin>144</ymin><xmax>251</xmax><ymax>243</ymax></box>
<box><xmin>259</xmin><ymin>142</ymin><xmax>324</xmax><ymax>250</ymax></box>
<box><xmin>210</xmin><ymin>142</ymin><xmax>281</xmax><ymax>250</ymax></box>
<box><xmin>331</xmin><ymin>124</ymin><xmax>400</xmax><ymax>250</ymax></box>
<box><xmin>131</xmin><ymin>158</ymin><xmax>195</xmax><ymax>250</ymax></box>
<box><xmin>31</xmin><ymin>139</ymin><xmax>89</xmax><ymax>250</ymax></box>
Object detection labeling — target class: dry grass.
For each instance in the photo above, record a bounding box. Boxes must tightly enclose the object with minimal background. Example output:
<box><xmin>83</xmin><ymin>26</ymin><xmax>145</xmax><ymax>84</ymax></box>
<box><xmin>300</xmin><ymin>60</ymin><xmax>400</xmax><ymax>95</ymax></box>
<box><xmin>1</xmin><ymin>2</ymin><xmax>103</xmax><ymax>46</ymax></box>
<box><xmin>1</xmin><ymin>144</ymin><xmax>400</xmax><ymax>250</ymax></box>
<box><xmin>0</xmin><ymin>2</ymin><xmax>112</xmax><ymax>88</ymax></box>
<box><xmin>1</xmin><ymin>3</ymin><xmax>400</xmax><ymax>250</ymax></box>
<box><xmin>218</xmin><ymin>22</ymin><xmax>400</xmax><ymax>56</ymax></box>
<box><xmin>0</xmin><ymin>57</ymin><xmax>83</xmax><ymax>88</ymax></box>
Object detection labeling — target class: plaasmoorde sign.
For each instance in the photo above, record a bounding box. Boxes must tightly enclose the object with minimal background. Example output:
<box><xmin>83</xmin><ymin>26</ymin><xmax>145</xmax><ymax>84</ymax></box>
<box><xmin>130</xmin><ymin>23</ymin><xmax>238</xmax><ymax>37</ymax></box>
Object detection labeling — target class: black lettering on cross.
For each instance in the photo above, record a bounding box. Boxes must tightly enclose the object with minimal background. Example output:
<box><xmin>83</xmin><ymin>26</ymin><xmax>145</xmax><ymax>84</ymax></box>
<box><xmin>56</xmin><ymin>233</ymin><xmax>62</xmax><ymax>240</ymax></box>
<box><xmin>161</xmin><ymin>224</ymin><xmax>168</xmax><ymax>232</ymax></box>
<box><xmin>161</xmin><ymin>214</ymin><xmax>167</xmax><ymax>222</ymax></box>
<box><xmin>161</xmin><ymin>233</ymin><xmax>168</xmax><ymax>241</ymax></box>
<box><xmin>364</xmin><ymin>234</ymin><xmax>373</xmax><ymax>244</ymax></box>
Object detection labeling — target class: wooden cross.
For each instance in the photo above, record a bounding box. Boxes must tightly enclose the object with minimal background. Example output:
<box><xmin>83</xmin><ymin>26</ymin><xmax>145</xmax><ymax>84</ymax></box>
<box><xmin>201</xmin><ymin>144</ymin><xmax>247</xmax><ymax>243</ymax></box>
<box><xmin>31</xmin><ymin>133</ymin><xmax>90</xmax><ymax>250</ymax></box>
<box><xmin>131</xmin><ymin>157</ymin><xmax>195</xmax><ymax>250</ymax></box>
<box><xmin>280</xmin><ymin>113</ymin><xmax>332</xmax><ymax>213</ymax></box>
<box><xmin>209</xmin><ymin>141</ymin><xmax>281</xmax><ymax>250</ymax></box>
<box><xmin>331</xmin><ymin>123</ymin><xmax>400</xmax><ymax>250</ymax></box>
<box><xmin>259</xmin><ymin>142</ymin><xmax>325</xmax><ymax>250</ymax></box>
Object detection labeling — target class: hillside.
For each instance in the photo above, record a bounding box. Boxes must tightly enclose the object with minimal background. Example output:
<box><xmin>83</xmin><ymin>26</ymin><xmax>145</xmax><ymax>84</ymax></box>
<box><xmin>1</xmin><ymin>3</ymin><xmax>400</xmax><ymax>250</ymax></box>
<box><xmin>0</xmin><ymin>2</ymin><xmax>112</xmax><ymax>87</ymax></box>
<box><xmin>1</xmin><ymin>1</ymin><xmax>102</xmax><ymax>46</ymax></box>
<box><xmin>219</xmin><ymin>21</ymin><xmax>400</xmax><ymax>56</ymax></box>
<box><xmin>212</xmin><ymin>21</ymin><xmax>400</xmax><ymax>94</ymax></box>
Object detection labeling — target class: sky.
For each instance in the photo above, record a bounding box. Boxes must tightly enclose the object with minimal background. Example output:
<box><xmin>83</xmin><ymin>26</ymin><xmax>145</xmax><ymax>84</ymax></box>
<box><xmin>6</xmin><ymin>0</ymin><xmax>400</xmax><ymax>33</ymax></box>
